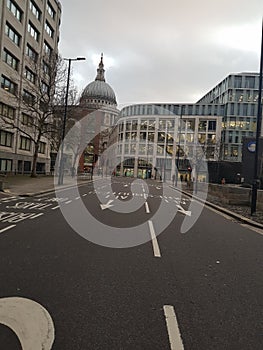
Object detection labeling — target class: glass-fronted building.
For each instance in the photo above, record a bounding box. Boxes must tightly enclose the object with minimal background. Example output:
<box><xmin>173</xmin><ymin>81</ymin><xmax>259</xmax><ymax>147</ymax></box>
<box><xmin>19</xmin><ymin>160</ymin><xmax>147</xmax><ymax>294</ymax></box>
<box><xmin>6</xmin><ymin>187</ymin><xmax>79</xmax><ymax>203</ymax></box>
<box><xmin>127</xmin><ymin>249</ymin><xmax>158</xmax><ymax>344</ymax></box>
<box><xmin>115</xmin><ymin>104</ymin><xmax>223</xmax><ymax>181</ymax></box>
<box><xmin>197</xmin><ymin>72</ymin><xmax>260</xmax><ymax>162</ymax></box>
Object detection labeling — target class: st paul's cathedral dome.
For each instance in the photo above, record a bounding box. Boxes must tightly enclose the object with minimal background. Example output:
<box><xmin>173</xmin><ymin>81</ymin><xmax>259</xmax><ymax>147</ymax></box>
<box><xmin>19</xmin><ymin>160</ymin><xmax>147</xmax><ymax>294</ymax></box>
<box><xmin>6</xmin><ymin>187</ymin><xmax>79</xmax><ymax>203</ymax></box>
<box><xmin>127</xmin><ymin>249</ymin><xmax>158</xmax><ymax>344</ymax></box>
<box><xmin>79</xmin><ymin>54</ymin><xmax>117</xmax><ymax>107</ymax></box>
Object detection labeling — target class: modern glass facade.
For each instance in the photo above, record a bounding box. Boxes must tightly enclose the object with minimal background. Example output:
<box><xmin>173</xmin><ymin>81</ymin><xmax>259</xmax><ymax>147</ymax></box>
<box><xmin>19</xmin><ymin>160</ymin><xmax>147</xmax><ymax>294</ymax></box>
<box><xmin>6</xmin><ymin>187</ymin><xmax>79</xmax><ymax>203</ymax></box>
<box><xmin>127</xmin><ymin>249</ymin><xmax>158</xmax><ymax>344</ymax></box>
<box><xmin>116</xmin><ymin>104</ymin><xmax>222</xmax><ymax>181</ymax></box>
<box><xmin>197</xmin><ymin>73</ymin><xmax>260</xmax><ymax>162</ymax></box>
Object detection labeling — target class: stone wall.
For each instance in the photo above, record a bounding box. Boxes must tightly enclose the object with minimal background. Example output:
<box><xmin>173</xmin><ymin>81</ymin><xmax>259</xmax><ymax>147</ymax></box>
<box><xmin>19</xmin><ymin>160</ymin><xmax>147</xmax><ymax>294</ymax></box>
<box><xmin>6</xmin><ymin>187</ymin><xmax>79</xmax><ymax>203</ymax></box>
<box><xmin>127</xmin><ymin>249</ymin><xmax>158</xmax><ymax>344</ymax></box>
<box><xmin>208</xmin><ymin>184</ymin><xmax>263</xmax><ymax>210</ymax></box>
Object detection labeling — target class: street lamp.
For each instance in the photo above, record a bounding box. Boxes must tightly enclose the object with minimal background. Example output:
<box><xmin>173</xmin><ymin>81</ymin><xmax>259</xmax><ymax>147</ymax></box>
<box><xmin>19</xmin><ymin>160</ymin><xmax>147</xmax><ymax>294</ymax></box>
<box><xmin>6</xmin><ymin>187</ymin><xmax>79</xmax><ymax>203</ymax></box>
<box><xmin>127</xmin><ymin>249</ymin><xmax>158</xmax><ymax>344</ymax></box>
<box><xmin>58</xmin><ymin>57</ymin><xmax>86</xmax><ymax>185</ymax></box>
<box><xmin>175</xmin><ymin>105</ymin><xmax>183</xmax><ymax>187</ymax></box>
<box><xmin>251</xmin><ymin>21</ymin><xmax>263</xmax><ymax>215</ymax></box>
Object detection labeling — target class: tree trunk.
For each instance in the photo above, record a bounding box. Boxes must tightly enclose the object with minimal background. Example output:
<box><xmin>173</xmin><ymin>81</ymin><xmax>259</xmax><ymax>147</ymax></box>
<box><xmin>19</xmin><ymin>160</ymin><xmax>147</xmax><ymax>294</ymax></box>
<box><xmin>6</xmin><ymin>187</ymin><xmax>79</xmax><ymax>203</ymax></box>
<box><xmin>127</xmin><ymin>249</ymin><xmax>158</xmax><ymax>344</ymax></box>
<box><xmin>31</xmin><ymin>142</ymin><xmax>39</xmax><ymax>177</ymax></box>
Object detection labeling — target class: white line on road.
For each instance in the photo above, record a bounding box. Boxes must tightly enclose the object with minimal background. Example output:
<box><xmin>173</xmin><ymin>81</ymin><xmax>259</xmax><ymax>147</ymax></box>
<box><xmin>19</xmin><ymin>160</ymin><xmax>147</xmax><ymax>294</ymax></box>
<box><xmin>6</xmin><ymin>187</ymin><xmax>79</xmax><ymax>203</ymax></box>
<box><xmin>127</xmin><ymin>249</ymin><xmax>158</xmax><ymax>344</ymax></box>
<box><xmin>65</xmin><ymin>200</ymin><xmax>72</xmax><ymax>204</ymax></box>
<box><xmin>82</xmin><ymin>194</ymin><xmax>87</xmax><ymax>197</ymax></box>
<box><xmin>148</xmin><ymin>220</ymin><xmax>161</xmax><ymax>258</ymax></box>
<box><xmin>163</xmin><ymin>305</ymin><xmax>184</xmax><ymax>350</ymax></box>
<box><xmin>29</xmin><ymin>213</ymin><xmax>44</xmax><ymax>219</ymax></box>
<box><xmin>75</xmin><ymin>197</ymin><xmax>80</xmax><ymax>200</ymax></box>
<box><xmin>0</xmin><ymin>225</ymin><xmax>16</xmax><ymax>234</ymax></box>
<box><xmin>145</xmin><ymin>202</ymin><xmax>150</xmax><ymax>214</ymax></box>
<box><xmin>51</xmin><ymin>205</ymin><xmax>60</xmax><ymax>210</ymax></box>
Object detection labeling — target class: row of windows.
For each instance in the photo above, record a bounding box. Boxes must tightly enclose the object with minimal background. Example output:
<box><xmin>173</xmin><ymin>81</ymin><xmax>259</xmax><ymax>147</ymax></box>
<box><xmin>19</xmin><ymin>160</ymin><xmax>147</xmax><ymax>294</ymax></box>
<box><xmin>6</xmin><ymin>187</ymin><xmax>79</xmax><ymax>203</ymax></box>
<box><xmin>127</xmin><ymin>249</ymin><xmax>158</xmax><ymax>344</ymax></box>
<box><xmin>7</xmin><ymin>0</ymin><xmax>57</xmax><ymax>24</ymax></box>
<box><xmin>0</xmin><ymin>130</ymin><xmax>46</xmax><ymax>153</ymax></box>
<box><xmin>5</xmin><ymin>21</ymin><xmax>53</xmax><ymax>59</ymax></box>
<box><xmin>121</xmin><ymin>104</ymin><xmax>225</xmax><ymax>118</ymax></box>
<box><xmin>1</xmin><ymin>74</ymin><xmax>49</xmax><ymax>100</ymax></box>
<box><xmin>198</xmin><ymin>75</ymin><xmax>259</xmax><ymax>104</ymax></box>
<box><xmin>118</xmin><ymin>119</ymin><xmax>217</xmax><ymax>133</ymax></box>
<box><xmin>3</xmin><ymin>46</ymin><xmax>51</xmax><ymax>82</ymax></box>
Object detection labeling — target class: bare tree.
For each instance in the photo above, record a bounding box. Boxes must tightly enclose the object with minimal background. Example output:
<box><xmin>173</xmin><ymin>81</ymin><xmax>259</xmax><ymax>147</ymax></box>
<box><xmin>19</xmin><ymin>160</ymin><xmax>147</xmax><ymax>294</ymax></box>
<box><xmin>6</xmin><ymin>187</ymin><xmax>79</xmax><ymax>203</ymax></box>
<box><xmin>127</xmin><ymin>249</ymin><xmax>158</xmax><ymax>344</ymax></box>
<box><xmin>0</xmin><ymin>53</ymin><xmax>77</xmax><ymax>177</ymax></box>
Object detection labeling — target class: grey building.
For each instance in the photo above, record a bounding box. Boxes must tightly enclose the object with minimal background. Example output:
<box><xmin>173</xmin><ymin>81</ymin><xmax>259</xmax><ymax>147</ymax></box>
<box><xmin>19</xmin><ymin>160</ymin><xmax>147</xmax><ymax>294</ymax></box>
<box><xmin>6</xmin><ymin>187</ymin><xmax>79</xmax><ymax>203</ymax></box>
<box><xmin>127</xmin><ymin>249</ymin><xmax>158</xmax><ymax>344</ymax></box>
<box><xmin>197</xmin><ymin>72</ymin><xmax>260</xmax><ymax>162</ymax></box>
<box><xmin>0</xmin><ymin>0</ymin><xmax>61</xmax><ymax>174</ymax></box>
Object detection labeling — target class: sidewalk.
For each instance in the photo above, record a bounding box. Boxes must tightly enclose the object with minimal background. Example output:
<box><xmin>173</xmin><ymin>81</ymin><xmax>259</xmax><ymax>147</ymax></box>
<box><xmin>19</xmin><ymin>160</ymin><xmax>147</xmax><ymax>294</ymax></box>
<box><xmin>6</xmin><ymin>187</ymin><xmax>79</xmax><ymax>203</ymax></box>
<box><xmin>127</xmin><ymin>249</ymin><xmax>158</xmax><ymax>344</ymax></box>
<box><xmin>1</xmin><ymin>174</ymin><xmax>91</xmax><ymax>196</ymax></box>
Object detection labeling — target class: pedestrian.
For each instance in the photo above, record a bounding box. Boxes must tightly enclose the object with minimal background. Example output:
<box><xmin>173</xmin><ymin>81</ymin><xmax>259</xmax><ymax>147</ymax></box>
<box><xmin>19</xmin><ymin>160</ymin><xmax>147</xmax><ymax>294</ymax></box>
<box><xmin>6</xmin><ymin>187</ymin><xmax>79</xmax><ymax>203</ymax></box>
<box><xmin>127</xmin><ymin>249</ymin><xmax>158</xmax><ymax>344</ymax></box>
<box><xmin>221</xmin><ymin>177</ymin><xmax>226</xmax><ymax>185</ymax></box>
<box><xmin>172</xmin><ymin>174</ymin><xmax>175</xmax><ymax>186</ymax></box>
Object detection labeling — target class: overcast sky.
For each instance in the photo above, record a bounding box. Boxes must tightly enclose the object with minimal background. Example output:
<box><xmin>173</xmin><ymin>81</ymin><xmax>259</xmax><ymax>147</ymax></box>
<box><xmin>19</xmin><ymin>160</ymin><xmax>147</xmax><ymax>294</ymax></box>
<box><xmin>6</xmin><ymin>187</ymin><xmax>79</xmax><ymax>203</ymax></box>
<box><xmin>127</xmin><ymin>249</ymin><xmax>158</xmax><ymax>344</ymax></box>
<box><xmin>59</xmin><ymin>1</ymin><xmax>262</xmax><ymax>109</ymax></box>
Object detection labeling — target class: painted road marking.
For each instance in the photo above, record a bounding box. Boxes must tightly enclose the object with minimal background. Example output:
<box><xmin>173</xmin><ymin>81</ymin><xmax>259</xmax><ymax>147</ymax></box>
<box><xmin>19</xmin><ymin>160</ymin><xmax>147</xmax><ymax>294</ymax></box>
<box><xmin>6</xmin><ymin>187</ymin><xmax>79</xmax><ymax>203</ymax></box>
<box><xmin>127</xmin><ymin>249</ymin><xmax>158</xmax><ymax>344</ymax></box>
<box><xmin>82</xmin><ymin>194</ymin><xmax>87</xmax><ymax>197</ymax></box>
<box><xmin>163</xmin><ymin>305</ymin><xmax>184</xmax><ymax>350</ymax></box>
<box><xmin>51</xmin><ymin>205</ymin><xmax>60</xmax><ymax>210</ymax></box>
<box><xmin>0</xmin><ymin>297</ymin><xmax>55</xmax><ymax>350</ymax></box>
<box><xmin>100</xmin><ymin>200</ymin><xmax>114</xmax><ymax>210</ymax></box>
<box><xmin>0</xmin><ymin>225</ymin><xmax>16</xmax><ymax>234</ymax></box>
<box><xmin>29</xmin><ymin>213</ymin><xmax>44</xmax><ymax>219</ymax></box>
<box><xmin>148</xmin><ymin>220</ymin><xmax>161</xmax><ymax>258</ymax></box>
<box><xmin>65</xmin><ymin>200</ymin><xmax>72</xmax><ymax>204</ymax></box>
<box><xmin>145</xmin><ymin>202</ymin><xmax>150</xmax><ymax>214</ymax></box>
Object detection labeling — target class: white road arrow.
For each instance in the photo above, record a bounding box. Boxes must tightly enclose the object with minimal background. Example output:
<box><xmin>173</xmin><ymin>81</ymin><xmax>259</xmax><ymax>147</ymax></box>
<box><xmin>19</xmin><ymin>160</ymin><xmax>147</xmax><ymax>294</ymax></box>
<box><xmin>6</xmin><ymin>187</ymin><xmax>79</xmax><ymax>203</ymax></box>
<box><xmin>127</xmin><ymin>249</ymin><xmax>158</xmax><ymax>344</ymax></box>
<box><xmin>120</xmin><ymin>195</ymin><xmax>129</xmax><ymax>199</ymax></box>
<box><xmin>176</xmin><ymin>204</ymin><xmax>191</xmax><ymax>216</ymax></box>
<box><xmin>100</xmin><ymin>199</ymin><xmax>114</xmax><ymax>210</ymax></box>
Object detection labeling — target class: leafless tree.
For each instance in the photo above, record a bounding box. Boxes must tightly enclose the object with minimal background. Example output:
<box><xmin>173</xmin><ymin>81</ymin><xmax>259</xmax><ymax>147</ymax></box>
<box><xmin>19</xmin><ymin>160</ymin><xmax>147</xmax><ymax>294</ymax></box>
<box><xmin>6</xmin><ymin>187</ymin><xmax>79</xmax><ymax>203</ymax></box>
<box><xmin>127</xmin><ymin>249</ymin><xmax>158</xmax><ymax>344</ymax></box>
<box><xmin>0</xmin><ymin>53</ymin><xmax>78</xmax><ymax>177</ymax></box>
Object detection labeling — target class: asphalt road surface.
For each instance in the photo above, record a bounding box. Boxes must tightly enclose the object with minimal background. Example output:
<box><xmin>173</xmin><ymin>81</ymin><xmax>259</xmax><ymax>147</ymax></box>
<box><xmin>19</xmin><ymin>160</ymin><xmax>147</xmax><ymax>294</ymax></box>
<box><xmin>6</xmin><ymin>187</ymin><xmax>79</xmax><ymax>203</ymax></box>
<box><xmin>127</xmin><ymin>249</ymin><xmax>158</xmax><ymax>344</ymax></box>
<box><xmin>0</xmin><ymin>177</ymin><xmax>263</xmax><ymax>350</ymax></box>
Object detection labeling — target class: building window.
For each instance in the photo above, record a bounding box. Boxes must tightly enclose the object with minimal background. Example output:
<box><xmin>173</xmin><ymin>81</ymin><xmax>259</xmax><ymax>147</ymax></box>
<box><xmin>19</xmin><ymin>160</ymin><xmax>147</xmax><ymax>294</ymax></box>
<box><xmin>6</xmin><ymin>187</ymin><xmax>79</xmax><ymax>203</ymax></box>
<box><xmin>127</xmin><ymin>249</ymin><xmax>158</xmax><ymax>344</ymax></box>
<box><xmin>39</xmin><ymin>142</ymin><xmax>46</xmax><ymax>154</ymax></box>
<box><xmin>41</xmin><ymin>81</ymin><xmax>49</xmax><ymax>94</ymax></box>
<box><xmin>7</xmin><ymin>0</ymin><xmax>22</xmax><ymax>22</ymax></box>
<box><xmin>43</xmin><ymin>41</ymin><xmax>52</xmax><ymax>56</ymax></box>
<box><xmin>245</xmin><ymin>76</ymin><xmax>255</xmax><ymax>89</ymax></box>
<box><xmin>1</xmin><ymin>75</ymin><xmax>17</xmax><ymax>94</ymax></box>
<box><xmin>28</xmin><ymin>22</ymin><xmax>39</xmax><ymax>41</ymax></box>
<box><xmin>24</xmin><ymin>67</ymin><xmax>36</xmax><ymax>84</ymax></box>
<box><xmin>5</xmin><ymin>22</ymin><xmax>20</xmax><ymax>46</ymax></box>
<box><xmin>30</xmin><ymin>0</ymin><xmax>41</xmax><ymax>20</ymax></box>
<box><xmin>0</xmin><ymin>130</ymin><xmax>13</xmax><ymax>147</ymax></box>
<box><xmin>20</xmin><ymin>136</ymin><xmax>31</xmax><ymax>151</ymax></box>
<box><xmin>0</xmin><ymin>103</ymin><xmax>15</xmax><ymax>119</ymax></box>
<box><xmin>26</xmin><ymin>44</ymin><xmax>38</xmax><ymax>62</ymax></box>
<box><xmin>45</xmin><ymin>21</ymin><xmax>54</xmax><ymax>38</ymax></box>
<box><xmin>234</xmin><ymin>76</ymin><xmax>242</xmax><ymax>88</ymax></box>
<box><xmin>23</xmin><ymin>90</ymin><xmax>35</xmax><ymax>104</ymax></box>
<box><xmin>198</xmin><ymin>120</ymin><xmax>207</xmax><ymax>131</ymax></box>
<box><xmin>42</xmin><ymin>60</ymin><xmax>50</xmax><ymax>75</ymax></box>
<box><xmin>3</xmin><ymin>49</ymin><xmax>19</xmax><ymax>70</ymax></box>
<box><xmin>0</xmin><ymin>159</ymin><xmax>12</xmax><ymax>172</ymax></box>
<box><xmin>47</xmin><ymin>2</ymin><xmax>55</xmax><ymax>19</ymax></box>
<box><xmin>21</xmin><ymin>113</ymin><xmax>33</xmax><ymax>126</ymax></box>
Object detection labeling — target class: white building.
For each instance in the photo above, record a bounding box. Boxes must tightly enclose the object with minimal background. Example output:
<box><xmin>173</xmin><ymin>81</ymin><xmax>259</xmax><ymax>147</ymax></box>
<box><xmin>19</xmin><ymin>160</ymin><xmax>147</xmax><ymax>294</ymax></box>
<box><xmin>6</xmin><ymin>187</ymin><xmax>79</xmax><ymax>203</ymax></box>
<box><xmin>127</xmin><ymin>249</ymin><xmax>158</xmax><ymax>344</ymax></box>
<box><xmin>115</xmin><ymin>104</ymin><xmax>222</xmax><ymax>182</ymax></box>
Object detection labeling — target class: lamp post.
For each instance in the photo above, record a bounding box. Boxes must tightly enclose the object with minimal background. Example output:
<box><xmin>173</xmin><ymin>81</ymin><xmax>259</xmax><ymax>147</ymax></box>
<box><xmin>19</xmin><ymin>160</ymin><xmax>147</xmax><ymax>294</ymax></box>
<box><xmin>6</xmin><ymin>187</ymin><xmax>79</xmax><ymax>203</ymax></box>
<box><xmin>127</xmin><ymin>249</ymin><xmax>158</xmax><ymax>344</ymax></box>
<box><xmin>58</xmin><ymin>57</ymin><xmax>86</xmax><ymax>185</ymax></box>
<box><xmin>251</xmin><ymin>20</ymin><xmax>263</xmax><ymax>215</ymax></box>
<box><xmin>175</xmin><ymin>105</ymin><xmax>183</xmax><ymax>187</ymax></box>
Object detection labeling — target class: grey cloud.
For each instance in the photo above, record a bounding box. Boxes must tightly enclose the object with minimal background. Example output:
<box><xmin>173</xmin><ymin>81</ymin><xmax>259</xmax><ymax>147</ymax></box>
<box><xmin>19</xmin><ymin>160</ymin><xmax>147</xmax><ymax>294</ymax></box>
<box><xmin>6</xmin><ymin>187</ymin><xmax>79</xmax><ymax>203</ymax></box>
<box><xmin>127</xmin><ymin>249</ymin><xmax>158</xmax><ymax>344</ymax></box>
<box><xmin>60</xmin><ymin>0</ymin><xmax>262</xmax><ymax>107</ymax></box>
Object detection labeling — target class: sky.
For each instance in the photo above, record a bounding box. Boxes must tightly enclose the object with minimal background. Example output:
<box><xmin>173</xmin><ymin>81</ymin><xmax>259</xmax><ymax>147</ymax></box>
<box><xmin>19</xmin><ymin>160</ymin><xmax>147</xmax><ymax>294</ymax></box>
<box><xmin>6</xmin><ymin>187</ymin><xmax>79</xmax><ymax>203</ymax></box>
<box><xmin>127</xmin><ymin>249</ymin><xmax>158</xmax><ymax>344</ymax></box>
<box><xmin>59</xmin><ymin>0</ymin><xmax>263</xmax><ymax>109</ymax></box>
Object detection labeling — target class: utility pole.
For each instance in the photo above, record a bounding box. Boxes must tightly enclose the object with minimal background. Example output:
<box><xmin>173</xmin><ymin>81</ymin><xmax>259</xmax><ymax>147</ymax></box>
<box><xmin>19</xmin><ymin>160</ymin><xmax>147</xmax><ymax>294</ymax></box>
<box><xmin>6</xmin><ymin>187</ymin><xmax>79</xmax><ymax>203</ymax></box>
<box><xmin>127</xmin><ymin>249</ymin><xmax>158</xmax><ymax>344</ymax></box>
<box><xmin>251</xmin><ymin>20</ymin><xmax>263</xmax><ymax>215</ymax></box>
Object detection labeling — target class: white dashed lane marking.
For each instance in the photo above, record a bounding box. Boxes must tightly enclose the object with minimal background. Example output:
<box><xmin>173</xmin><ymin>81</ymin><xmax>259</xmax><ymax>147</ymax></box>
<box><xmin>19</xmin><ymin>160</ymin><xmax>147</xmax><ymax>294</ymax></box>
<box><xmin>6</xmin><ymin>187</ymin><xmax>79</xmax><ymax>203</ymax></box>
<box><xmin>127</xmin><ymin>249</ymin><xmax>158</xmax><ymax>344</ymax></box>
<box><xmin>0</xmin><ymin>225</ymin><xmax>16</xmax><ymax>234</ymax></box>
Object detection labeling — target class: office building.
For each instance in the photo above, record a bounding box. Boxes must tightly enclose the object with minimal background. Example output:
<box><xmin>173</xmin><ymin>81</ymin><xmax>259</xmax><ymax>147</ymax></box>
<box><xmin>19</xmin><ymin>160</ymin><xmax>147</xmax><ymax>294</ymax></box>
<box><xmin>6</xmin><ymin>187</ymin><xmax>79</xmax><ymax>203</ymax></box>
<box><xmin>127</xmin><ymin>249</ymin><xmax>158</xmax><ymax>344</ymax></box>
<box><xmin>0</xmin><ymin>0</ymin><xmax>61</xmax><ymax>174</ymax></box>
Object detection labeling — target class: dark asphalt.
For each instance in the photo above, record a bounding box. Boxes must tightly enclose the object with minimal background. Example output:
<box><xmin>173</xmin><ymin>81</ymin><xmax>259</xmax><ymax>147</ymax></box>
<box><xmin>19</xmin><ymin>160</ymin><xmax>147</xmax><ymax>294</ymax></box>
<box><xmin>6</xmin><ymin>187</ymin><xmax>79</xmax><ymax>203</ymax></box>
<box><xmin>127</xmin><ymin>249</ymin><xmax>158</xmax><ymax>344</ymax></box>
<box><xmin>0</xmin><ymin>178</ymin><xmax>263</xmax><ymax>349</ymax></box>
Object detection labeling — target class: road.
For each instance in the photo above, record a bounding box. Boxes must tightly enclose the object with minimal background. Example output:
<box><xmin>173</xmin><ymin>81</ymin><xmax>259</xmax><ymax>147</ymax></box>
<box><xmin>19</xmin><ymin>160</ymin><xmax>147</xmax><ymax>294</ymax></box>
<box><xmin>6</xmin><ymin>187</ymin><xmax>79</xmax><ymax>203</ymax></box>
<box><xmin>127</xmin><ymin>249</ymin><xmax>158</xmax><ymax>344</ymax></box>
<box><xmin>0</xmin><ymin>177</ymin><xmax>263</xmax><ymax>349</ymax></box>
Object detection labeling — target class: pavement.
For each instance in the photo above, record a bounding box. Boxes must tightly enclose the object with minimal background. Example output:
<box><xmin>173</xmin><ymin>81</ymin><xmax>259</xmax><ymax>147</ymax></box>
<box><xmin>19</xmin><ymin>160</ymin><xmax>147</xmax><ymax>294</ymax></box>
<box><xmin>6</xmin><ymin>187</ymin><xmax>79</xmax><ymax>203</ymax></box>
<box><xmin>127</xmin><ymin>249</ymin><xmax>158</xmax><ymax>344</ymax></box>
<box><xmin>1</xmin><ymin>174</ymin><xmax>263</xmax><ymax>230</ymax></box>
<box><xmin>0</xmin><ymin>174</ymin><xmax>92</xmax><ymax>197</ymax></box>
